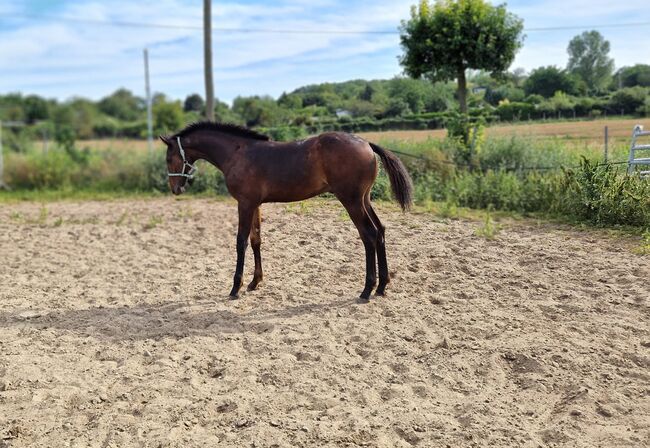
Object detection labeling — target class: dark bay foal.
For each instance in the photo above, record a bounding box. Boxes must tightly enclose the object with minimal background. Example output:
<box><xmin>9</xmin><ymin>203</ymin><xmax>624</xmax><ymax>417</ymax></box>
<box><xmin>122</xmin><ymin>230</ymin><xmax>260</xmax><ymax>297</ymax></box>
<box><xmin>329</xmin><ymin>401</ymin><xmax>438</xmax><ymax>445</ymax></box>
<box><xmin>161</xmin><ymin>122</ymin><xmax>412</xmax><ymax>300</ymax></box>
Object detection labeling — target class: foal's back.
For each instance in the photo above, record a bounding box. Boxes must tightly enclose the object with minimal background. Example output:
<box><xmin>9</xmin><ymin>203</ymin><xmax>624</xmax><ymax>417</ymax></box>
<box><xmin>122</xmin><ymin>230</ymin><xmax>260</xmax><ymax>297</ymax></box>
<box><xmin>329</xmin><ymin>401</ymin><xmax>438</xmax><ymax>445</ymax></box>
<box><xmin>238</xmin><ymin>132</ymin><xmax>377</xmax><ymax>203</ymax></box>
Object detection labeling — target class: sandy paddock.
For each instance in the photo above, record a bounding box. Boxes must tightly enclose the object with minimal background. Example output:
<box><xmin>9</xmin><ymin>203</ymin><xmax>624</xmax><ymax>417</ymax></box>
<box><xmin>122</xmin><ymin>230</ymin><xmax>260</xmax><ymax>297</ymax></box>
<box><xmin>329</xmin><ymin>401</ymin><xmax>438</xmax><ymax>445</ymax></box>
<box><xmin>0</xmin><ymin>197</ymin><xmax>648</xmax><ymax>447</ymax></box>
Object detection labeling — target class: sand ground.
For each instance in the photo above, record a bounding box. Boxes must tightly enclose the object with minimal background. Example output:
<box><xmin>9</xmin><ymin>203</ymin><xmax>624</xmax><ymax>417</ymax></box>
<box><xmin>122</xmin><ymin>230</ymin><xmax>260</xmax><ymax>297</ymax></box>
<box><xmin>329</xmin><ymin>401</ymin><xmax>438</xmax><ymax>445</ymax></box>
<box><xmin>0</xmin><ymin>198</ymin><xmax>648</xmax><ymax>447</ymax></box>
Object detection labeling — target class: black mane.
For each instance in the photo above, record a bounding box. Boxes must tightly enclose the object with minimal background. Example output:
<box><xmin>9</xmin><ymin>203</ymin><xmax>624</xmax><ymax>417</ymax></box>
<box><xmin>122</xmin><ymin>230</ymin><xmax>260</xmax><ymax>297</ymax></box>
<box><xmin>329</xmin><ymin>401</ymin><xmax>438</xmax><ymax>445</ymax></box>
<box><xmin>173</xmin><ymin>121</ymin><xmax>271</xmax><ymax>141</ymax></box>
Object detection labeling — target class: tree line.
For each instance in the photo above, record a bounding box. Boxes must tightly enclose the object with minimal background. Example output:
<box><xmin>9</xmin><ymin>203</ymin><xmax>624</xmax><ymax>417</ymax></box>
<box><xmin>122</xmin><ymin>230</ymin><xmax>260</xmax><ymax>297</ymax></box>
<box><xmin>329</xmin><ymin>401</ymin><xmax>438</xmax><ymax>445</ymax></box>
<box><xmin>1</xmin><ymin>0</ymin><xmax>649</xmax><ymax>145</ymax></box>
<box><xmin>1</xmin><ymin>62</ymin><xmax>647</xmax><ymax>145</ymax></box>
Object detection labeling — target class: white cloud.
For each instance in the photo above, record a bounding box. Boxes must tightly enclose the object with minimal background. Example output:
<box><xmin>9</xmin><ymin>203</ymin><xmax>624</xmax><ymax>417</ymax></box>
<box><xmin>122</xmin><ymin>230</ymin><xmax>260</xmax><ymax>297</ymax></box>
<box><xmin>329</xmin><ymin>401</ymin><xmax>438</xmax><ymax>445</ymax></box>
<box><xmin>0</xmin><ymin>0</ymin><xmax>648</xmax><ymax>102</ymax></box>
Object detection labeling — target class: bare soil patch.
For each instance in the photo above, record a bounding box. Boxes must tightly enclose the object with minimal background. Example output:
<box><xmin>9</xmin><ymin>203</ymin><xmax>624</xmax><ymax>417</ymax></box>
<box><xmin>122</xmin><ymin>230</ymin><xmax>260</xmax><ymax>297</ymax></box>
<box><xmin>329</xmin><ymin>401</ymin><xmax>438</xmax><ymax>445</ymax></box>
<box><xmin>0</xmin><ymin>198</ymin><xmax>648</xmax><ymax>447</ymax></box>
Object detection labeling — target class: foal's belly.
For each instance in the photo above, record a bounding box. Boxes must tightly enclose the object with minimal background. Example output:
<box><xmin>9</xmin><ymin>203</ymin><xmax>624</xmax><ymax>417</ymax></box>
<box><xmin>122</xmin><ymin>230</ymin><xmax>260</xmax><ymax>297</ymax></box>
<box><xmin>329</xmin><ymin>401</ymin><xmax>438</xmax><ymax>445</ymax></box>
<box><xmin>262</xmin><ymin>181</ymin><xmax>330</xmax><ymax>203</ymax></box>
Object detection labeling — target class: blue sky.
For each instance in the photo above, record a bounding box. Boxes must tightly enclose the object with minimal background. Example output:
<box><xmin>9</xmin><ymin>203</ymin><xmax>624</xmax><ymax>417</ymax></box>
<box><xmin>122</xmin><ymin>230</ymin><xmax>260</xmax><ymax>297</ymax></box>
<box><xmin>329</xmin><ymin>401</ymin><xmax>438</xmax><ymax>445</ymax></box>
<box><xmin>1</xmin><ymin>0</ymin><xmax>649</xmax><ymax>103</ymax></box>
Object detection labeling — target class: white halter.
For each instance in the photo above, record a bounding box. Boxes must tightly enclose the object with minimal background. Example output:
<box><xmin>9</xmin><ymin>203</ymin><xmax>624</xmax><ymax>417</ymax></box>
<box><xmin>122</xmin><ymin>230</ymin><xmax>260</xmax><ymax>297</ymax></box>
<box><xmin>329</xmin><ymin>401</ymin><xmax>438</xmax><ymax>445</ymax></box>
<box><xmin>167</xmin><ymin>136</ymin><xmax>198</xmax><ymax>180</ymax></box>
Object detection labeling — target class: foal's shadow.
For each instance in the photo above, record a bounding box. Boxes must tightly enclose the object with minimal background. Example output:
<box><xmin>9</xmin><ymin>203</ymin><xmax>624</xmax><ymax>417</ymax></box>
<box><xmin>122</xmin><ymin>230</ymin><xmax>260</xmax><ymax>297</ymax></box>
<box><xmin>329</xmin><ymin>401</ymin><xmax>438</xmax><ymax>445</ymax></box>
<box><xmin>0</xmin><ymin>295</ymin><xmax>359</xmax><ymax>341</ymax></box>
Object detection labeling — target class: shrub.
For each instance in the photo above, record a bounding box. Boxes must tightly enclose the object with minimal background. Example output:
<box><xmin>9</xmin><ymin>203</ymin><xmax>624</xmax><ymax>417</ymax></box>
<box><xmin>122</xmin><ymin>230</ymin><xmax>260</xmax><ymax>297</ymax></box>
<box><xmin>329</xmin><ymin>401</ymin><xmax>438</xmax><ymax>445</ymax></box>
<box><xmin>557</xmin><ymin>158</ymin><xmax>650</xmax><ymax>226</ymax></box>
<box><xmin>496</xmin><ymin>101</ymin><xmax>535</xmax><ymax>121</ymax></box>
<box><xmin>5</xmin><ymin>136</ymin><xmax>649</xmax><ymax>229</ymax></box>
<box><xmin>608</xmin><ymin>87</ymin><xmax>649</xmax><ymax>115</ymax></box>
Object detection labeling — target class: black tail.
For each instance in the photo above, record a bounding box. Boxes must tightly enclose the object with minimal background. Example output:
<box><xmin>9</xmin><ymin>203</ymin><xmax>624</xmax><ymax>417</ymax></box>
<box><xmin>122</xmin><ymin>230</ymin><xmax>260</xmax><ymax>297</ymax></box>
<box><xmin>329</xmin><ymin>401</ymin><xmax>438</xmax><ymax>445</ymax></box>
<box><xmin>369</xmin><ymin>142</ymin><xmax>413</xmax><ymax>211</ymax></box>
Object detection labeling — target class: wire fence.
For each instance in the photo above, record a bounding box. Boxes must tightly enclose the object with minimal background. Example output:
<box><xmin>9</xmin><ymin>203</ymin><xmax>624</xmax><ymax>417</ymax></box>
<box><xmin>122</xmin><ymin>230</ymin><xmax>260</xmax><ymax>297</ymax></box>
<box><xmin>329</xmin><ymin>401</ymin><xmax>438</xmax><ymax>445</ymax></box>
<box><xmin>389</xmin><ymin>147</ymin><xmax>630</xmax><ymax>173</ymax></box>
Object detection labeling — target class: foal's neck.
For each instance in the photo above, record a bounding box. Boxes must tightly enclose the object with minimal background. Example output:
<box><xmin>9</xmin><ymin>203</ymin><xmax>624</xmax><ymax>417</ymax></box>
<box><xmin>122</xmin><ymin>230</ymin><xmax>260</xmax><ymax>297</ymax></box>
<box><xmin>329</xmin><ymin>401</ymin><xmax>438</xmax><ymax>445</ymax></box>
<box><xmin>187</xmin><ymin>130</ymin><xmax>246</xmax><ymax>174</ymax></box>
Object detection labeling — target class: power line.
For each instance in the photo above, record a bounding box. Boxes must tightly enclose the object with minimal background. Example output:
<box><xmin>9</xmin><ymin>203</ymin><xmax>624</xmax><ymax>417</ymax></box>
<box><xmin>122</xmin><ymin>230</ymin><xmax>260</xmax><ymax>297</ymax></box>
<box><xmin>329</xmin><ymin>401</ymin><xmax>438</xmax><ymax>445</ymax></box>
<box><xmin>526</xmin><ymin>22</ymin><xmax>650</xmax><ymax>32</ymax></box>
<box><xmin>2</xmin><ymin>13</ymin><xmax>650</xmax><ymax>35</ymax></box>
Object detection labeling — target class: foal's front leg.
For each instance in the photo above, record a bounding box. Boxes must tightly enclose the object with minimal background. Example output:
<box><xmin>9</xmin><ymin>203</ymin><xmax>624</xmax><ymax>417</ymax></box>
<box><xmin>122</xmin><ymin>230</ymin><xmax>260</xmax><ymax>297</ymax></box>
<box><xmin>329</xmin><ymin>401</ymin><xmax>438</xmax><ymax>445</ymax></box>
<box><xmin>229</xmin><ymin>202</ymin><xmax>256</xmax><ymax>299</ymax></box>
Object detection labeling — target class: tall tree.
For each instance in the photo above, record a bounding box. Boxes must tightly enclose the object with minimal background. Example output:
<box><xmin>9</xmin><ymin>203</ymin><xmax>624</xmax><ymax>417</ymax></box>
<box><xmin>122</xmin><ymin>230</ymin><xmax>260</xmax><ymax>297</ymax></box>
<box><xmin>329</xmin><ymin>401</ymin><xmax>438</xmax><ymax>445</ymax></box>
<box><xmin>567</xmin><ymin>30</ymin><xmax>614</xmax><ymax>94</ymax></box>
<box><xmin>399</xmin><ymin>0</ymin><xmax>524</xmax><ymax>113</ymax></box>
<box><xmin>524</xmin><ymin>66</ymin><xmax>580</xmax><ymax>98</ymax></box>
<box><xmin>98</xmin><ymin>89</ymin><xmax>143</xmax><ymax>121</ymax></box>
<box><xmin>203</xmin><ymin>0</ymin><xmax>215</xmax><ymax>121</ymax></box>
<box><xmin>184</xmin><ymin>93</ymin><xmax>205</xmax><ymax>113</ymax></box>
<box><xmin>617</xmin><ymin>64</ymin><xmax>650</xmax><ymax>88</ymax></box>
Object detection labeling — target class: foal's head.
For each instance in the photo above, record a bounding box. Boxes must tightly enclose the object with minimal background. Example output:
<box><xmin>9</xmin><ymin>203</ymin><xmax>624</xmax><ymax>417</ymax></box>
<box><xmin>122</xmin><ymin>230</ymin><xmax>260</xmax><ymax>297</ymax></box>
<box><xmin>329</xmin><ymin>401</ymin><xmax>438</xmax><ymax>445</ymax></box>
<box><xmin>160</xmin><ymin>135</ymin><xmax>197</xmax><ymax>195</ymax></box>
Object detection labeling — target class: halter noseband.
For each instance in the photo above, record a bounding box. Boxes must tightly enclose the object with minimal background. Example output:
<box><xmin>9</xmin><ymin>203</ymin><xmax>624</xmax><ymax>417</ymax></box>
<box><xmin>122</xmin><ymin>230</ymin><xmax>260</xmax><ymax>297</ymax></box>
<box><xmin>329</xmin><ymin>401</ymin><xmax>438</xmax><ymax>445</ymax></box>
<box><xmin>167</xmin><ymin>136</ymin><xmax>198</xmax><ymax>180</ymax></box>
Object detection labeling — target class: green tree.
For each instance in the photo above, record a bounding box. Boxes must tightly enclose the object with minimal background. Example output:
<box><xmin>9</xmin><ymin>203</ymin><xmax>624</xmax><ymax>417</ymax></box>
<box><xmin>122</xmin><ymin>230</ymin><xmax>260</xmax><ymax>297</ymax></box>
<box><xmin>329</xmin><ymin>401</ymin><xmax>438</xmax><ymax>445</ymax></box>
<box><xmin>0</xmin><ymin>94</ymin><xmax>25</xmax><ymax>122</ymax></box>
<box><xmin>23</xmin><ymin>95</ymin><xmax>50</xmax><ymax>123</ymax></box>
<box><xmin>384</xmin><ymin>98</ymin><xmax>412</xmax><ymax>117</ymax></box>
<box><xmin>300</xmin><ymin>86</ymin><xmax>341</xmax><ymax>111</ymax></box>
<box><xmin>609</xmin><ymin>87</ymin><xmax>649</xmax><ymax>114</ymax></box>
<box><xmin>153</xmin><ymin>99</ymin><xmax>184</xmax><ymax>134</ymax></box>
<box><xmin>278</xmin><ymin>92</ymin><xmax>303</xmax><ymax>109</ymax></box>
<box><xmin>567</xmin><ymin>30</ymin><xmax>614</xmax><ymax>94</ymax></box>
<box><xmin>98</xmin><ymin>88</ymin><xmax>143</xmax><ymax>121</ymax></box>
<box><xmin>183</xmin><ymin>93</ymin><xmax>205</xmax><ymax>113</ymax></box>
<box><xmin>52</xmin><ymin>104</ymin><xmax>74</xmax><ymax>129</ymax></box>
<box><xmin>484</xmin><ymin>85</ymin><xmax>525</xmax><ymax>105</ymax></box>
<box><xmin>69</xmin><ymin>98</ymin><xmax>98</xmax><ymax>139</ymax></box>
<box><xmin>232</xmin><ymin>95</ymin><xmax>286</xmax><ymax>127</ymax></box>
<box><xmin>399</xmin><ymin>0</ymin><xmax>524</xmax><ymax>113</ymax></box>
<box><xmin>617</xmin><ymin>64</ymin><xmax>650</xmax><ymax>88</ymax></box>
<box><xmin>359</xmin><ymin>84</ymin><xmax>375</xmax><ymax>101</ymax></box>
<box><xmin>387</xmin><ymin>78</ymin><xmax>428</xmax><ymax>113</ymax></box>
<box><xmin>524</xmin><ymin>66</ymin><xmax>580</xmax><ymax>98</ymax></box>
<box><xmin>214</xmin><ymin>99</ymin><xmax>243</xmax><ymax>124</ymax></box>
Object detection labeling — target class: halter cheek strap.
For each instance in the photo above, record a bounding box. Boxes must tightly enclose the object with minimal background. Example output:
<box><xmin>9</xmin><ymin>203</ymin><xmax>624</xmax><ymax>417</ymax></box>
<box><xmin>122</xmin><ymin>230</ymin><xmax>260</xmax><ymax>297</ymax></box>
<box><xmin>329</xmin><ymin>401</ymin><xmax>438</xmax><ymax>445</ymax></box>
<box><xmin>167</xmin><ymin>136</ymin><xmax>198</xmax><ymax>179</ymax></box>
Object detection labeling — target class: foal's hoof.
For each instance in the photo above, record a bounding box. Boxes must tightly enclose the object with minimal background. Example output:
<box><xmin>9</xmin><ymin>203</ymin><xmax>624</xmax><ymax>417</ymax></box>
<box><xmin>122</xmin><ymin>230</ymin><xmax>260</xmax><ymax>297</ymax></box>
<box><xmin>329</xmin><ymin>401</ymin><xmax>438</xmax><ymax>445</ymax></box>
<box><xmin>247</xmin><ymin>281</ymin><xmax>261</xmax><ymax>291</ymax></box>
<box><xmin>358</xmin><ymin>291</ymin><xmax>372</xmax><ymax>302</ymax></box>
<box><xmin>229</xmin><ymin>294</ymin><xmax>239</xmax><ymax>300</ymax></box>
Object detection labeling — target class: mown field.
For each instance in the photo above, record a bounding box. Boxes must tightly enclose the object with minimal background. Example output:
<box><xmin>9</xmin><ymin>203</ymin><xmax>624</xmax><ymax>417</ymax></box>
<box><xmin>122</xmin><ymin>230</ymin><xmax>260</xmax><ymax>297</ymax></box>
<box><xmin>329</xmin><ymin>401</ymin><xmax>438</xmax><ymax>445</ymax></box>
<box><xmin>73</xmin><ymin>118</ymin><xmax>650</xmax><ymax>153</ymax></box>
<box><xmin>359</xmin><ymin>117</ymin><xmax>650</xmax><ymax>146</ymax></box>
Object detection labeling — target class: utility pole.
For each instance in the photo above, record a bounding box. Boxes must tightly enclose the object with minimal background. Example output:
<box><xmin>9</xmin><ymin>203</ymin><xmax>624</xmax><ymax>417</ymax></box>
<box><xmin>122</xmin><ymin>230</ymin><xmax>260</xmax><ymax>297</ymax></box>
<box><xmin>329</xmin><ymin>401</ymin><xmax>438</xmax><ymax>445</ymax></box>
<box><xmin>144</xmin><ymin>48</ymin><xmax>153</xmax><ymax>155</ymax></box>
<box><xmin>203</xmin><ymin>0</ymin><xmax>215</xmax><ymax>121</ymax></box>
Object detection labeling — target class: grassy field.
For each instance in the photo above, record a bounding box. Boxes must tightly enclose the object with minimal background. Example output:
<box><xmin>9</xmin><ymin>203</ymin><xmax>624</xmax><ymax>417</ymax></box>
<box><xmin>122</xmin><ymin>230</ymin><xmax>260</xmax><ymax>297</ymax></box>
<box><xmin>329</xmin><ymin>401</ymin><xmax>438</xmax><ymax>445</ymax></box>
<box><xmin>4</xmin><ymin>117</ymin><xmax>648</xmax><ymax>228</ymax></box>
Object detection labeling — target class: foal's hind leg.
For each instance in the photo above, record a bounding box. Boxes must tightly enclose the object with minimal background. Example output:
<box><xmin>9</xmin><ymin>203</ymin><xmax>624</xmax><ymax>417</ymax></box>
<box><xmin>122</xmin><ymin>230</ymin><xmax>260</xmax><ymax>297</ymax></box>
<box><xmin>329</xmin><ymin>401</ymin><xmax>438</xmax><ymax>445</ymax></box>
<box><xmin>229</xmin><ymin>202</ymin><xmax>256</xmax><ymax>299</ymax></box>
<box><xmin>338</xmin><ymin>194</ymin><xmax>379</xmax><ymax>300</ymax></box>
<box><xmin>365</xmin><ymin>194</ymin><xmax>389</xmax><ymax>296</ymax></box>
<box><xmin>247</xmin><ymin>207</ymin><xmax>263</xmax><ymax>291</ymax></box>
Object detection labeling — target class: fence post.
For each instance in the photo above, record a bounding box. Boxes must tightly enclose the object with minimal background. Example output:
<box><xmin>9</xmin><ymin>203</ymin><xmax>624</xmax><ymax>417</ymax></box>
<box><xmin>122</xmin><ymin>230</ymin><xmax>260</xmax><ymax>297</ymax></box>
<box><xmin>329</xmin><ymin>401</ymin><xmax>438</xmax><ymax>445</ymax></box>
<box><xmin>605</xmin><ymin>126</ymin><xmax>609</xmax><ymax>163</ymax></box>
<box><xmin>0</xmin><ymin>120</ymin><xmax>5</xmax><ymax>189</ymax></box>
<box><xmin>42</xmin><ymin>127</ymin><xmax>49</xmax><ymax>154</ymax></box>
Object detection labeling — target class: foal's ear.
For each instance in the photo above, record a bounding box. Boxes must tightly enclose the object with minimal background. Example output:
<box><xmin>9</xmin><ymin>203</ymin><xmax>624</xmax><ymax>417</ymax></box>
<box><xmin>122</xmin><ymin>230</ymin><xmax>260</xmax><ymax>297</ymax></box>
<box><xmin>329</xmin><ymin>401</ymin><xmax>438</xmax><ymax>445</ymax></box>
<box><xmin>159</xmin><ymin>135</ymin><xmax>171</xmax><ymax>145</ymax></box>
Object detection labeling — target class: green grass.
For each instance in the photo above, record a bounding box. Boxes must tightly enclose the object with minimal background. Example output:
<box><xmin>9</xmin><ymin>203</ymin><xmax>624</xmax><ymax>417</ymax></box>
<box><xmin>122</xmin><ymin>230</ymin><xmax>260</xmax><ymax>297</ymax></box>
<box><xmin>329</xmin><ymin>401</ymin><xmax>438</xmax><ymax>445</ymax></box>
<box><xmin>143</xmin><ymin>214</ymin><xmax>164</xmax><ymax>230</ymax></box>
<box><xmin>474</xmin><ymin>209</ymin><xmax>502</xmax><ymax>239</ymax></box>
<box><xmin>2</xmin><ymin>134</ymin><xmax>648</xmax><ymax>229</ymax></box>
<box><xmin>633</xmin><ymin>229</ymin><xmax>650</xmax><ymax>255</ymax></box>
